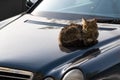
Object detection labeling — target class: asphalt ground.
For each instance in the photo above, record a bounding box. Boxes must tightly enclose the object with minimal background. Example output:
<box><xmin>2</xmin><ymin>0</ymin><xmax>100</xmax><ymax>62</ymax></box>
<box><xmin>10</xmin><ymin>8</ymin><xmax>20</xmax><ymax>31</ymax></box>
<box><xmin>0</xmin><ymin>0</ymin><xmax>27</xmax><ymax>21</ymax></box>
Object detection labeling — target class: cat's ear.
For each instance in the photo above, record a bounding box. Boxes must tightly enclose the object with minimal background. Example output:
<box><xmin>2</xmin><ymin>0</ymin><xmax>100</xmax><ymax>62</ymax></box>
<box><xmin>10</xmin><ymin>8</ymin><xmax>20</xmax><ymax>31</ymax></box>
<box><xmin>82</xmin><ymin>18</ymin><xmax>87</xmax><ymax>24</ymax></box>
<box><xmin>92</xmin><ymin>18</ymin><xmax>97</xmax><ymax>23</ymax></box>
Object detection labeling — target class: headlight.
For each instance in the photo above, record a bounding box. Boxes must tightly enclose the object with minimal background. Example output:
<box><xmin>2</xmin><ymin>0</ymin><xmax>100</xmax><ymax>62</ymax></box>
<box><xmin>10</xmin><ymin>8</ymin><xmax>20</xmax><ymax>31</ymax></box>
<box><xmin>62</xmin><ymin>69</ymin><xmax>84</xmax><ymax>80</ymax></box>
<box><xmin>44</xmin><ymin>77</ymin><xmax>54</xmax><ymax>80</ymax></box>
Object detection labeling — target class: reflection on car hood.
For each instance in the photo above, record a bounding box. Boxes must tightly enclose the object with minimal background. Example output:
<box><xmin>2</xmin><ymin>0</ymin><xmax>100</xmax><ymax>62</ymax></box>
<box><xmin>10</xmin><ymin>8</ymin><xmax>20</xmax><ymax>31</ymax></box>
<box><xmin>0</xmin><ymin>14</ymin><xmax>119</xmax><ymax>73</ymax></box>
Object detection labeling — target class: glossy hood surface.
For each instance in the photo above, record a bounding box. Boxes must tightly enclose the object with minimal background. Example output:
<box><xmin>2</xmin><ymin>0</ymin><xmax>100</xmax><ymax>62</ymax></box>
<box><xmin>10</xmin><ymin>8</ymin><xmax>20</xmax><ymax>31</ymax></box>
<box><xmin>0</xmin><ymin>14</ymin><xmax>119</xmax><ymax>73</ymax></box>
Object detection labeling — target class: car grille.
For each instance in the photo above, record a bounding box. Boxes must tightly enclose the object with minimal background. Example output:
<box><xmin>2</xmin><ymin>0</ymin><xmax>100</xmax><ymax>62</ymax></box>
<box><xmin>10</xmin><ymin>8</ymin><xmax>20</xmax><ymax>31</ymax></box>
<box><xmin>0</xmin><ymin>67</ymin><xmax>33</xmax><ymax>80</ymax></box>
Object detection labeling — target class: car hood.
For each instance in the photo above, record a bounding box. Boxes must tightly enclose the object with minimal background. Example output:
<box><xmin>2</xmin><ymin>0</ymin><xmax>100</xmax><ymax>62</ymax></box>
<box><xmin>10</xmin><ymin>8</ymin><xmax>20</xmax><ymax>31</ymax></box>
<box><xmin>0</xmin><ymin>14</ymin><xmax>119</xmax><ymax>73</ymax></box>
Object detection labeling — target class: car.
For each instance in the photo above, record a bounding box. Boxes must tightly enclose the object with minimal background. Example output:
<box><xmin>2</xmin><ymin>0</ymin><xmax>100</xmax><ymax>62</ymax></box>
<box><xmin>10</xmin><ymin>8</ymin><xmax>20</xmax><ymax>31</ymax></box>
<box><xmin>0</xmin><ymin>0</ymin><xmax>120</xmax><ymax>80</ymax></box>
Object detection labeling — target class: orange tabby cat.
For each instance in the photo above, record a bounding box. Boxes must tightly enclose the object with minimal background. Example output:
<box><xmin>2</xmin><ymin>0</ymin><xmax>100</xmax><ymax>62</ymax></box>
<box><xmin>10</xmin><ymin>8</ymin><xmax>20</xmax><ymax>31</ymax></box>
<box><xmin>59</xmin><ymin>18</ymin><xmax>99</xmax><ymax>47</ymax></box>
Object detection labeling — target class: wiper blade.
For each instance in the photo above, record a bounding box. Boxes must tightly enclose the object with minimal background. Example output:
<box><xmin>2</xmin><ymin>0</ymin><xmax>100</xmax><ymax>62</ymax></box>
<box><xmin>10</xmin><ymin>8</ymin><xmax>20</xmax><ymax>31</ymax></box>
<box><xmin>97</xmin><ymin>18</ymin><xmax>120</xmax><ymax>24</ymax></box>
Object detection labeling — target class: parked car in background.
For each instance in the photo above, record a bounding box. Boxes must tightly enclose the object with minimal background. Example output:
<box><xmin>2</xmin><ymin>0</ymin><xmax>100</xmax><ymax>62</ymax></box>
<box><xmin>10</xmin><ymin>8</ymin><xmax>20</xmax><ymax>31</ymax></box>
<box><xmin>0</xmin><ymin>0</ymin><xmax>120</xmax><ymax>80</ymax></box>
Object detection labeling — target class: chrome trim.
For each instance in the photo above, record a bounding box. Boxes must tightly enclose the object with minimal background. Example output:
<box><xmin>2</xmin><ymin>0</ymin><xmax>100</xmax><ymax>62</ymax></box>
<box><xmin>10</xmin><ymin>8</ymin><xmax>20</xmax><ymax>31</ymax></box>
<box><xmin>0</xmin><ymin>67</ymin><xmax>33</xmax><ymax>80</ymax></box>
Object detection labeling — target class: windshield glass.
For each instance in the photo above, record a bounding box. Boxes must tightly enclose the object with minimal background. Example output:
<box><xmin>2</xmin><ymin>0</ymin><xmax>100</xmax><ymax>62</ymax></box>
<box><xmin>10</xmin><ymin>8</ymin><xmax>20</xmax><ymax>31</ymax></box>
<box><xmin>32</xmin><ymin>0</ymin><xmax>120</xmax><ymax>18</ymax></box>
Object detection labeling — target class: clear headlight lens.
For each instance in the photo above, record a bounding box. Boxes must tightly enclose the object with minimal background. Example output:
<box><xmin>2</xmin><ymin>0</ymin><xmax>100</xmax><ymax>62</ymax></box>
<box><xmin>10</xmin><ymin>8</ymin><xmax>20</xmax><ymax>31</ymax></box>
<box><xmin>44</xmin><ymin>77</ymin><xmax>54</xmax><ymax>80</ymax></box>
<box><xmin>62</xmin><ymin>69</ymin><xmax>84</xmax><ymax>80</ymax></box>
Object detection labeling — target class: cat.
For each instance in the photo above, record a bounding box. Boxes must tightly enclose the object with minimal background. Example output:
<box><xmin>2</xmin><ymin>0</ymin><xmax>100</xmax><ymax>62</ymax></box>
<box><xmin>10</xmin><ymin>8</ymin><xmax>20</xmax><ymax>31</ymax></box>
<box><xmin>59</xmin><ymin>18</ymin><xmax>99</xmax><ymax>47</ymax></box>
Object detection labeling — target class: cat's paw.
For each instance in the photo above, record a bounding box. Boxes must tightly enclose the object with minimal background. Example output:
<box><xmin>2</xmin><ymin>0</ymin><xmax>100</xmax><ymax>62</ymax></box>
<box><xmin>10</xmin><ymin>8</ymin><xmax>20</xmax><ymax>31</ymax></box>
<box><xmin>87</xmin><ymin>38</ymin><xmax>93</xmax><ymax>42</ymax></box>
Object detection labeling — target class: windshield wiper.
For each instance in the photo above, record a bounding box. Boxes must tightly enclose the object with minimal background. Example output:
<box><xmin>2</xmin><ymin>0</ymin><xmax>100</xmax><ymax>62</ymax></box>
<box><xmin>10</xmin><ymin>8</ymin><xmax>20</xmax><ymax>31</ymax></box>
<box><xmin>97</xmin><ymin>18</ymin><xmax>120</xmax><ymax>24</ymax></box>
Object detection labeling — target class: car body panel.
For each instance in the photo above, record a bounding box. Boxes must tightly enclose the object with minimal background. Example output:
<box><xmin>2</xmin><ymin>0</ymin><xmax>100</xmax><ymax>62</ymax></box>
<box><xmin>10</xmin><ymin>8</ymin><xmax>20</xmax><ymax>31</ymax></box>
<box><xmin>0</xmin><ymin>14</ymin><xmax>119</xmax><ymax>77</ymax></box>
<box><xmin>92</xmin><ymin>63</ymin><xmax>120</xmax><ymax>80</ymax></box>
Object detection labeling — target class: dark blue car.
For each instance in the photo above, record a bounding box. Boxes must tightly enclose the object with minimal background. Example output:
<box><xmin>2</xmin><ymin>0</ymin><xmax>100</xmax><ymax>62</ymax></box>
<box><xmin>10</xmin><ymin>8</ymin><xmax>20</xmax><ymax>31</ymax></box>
<box><xmin>0</xmin><ymin>0</ymin><xmax>120</xmax><ymax>80</ymax></box>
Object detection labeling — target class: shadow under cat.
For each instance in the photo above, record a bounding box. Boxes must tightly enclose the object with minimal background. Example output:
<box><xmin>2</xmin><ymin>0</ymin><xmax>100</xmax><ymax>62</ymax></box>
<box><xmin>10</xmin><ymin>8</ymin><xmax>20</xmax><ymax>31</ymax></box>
<box><xmin>59</xmin><ymin>40</ymin><xmax>98</xmax><ymax>53</ymax></box>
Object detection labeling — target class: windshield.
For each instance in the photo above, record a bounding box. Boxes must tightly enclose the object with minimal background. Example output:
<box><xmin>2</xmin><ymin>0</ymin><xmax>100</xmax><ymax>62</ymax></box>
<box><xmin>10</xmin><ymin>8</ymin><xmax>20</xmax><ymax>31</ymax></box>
<box><xmin>32</xmin><ymin>0</ymin><xmax>120</xmax><ymax>19</ymax></box>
